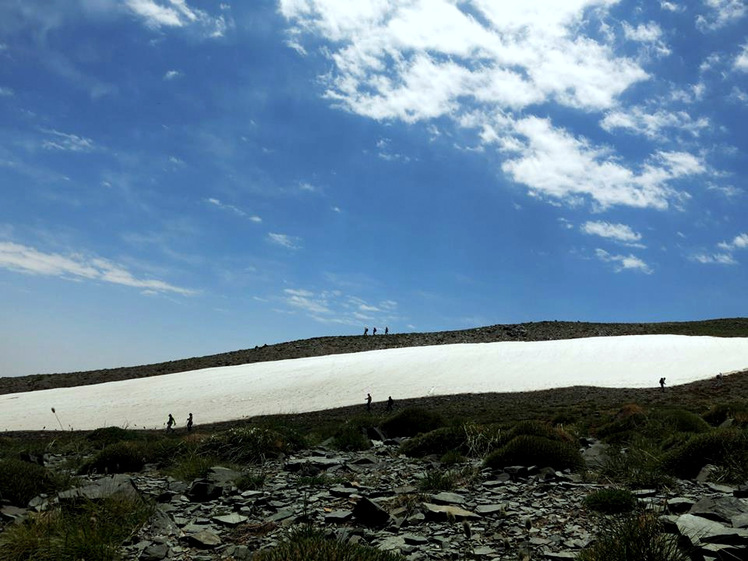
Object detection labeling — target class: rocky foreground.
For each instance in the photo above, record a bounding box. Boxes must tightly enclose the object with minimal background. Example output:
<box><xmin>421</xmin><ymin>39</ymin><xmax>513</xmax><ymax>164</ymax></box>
<box><xmin>3</xmin><ymin>437</ymin><xmax>747</xmax><ymax>561</ymax></box>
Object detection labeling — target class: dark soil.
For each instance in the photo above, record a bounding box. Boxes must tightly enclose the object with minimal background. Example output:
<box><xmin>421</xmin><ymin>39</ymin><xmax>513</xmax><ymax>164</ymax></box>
<box><xmin>2</xmin><ymin>318</ymin><xmax>747</xmax><ymax>397</ymax></box>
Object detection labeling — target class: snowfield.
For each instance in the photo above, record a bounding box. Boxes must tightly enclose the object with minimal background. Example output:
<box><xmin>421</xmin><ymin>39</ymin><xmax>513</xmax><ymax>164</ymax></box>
<box><xmin>1</xmin><ymin>335</ymin><xmax>748</xmax><ymax>431</ymax></box>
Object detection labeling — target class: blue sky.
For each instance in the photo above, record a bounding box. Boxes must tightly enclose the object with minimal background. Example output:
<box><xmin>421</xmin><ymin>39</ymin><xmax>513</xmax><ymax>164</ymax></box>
<box><xmin>1</xmin><ymin>0</ymin><xmax>747</xmax><ymax>376</ymax></box>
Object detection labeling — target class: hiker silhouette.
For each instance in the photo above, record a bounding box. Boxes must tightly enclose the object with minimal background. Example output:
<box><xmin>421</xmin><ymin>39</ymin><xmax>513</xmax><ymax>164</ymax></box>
<box><xmin>166</xmin><ymin>413</ymin><xmax>175</xmax><ymax>432</ymax></box>
<box><xmin>187</xmin><ymin>413</ymin><xmax>193</xmax><ymax>432</ymax></box>
<box><xmin>366</xmin><ymin>393</ymin><xmax>372</xmax><ymax>411</ymax></box>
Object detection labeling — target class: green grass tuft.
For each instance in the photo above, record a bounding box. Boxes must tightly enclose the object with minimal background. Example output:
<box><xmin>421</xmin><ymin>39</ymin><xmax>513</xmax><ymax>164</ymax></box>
<box><xmin>583</xmin><ymin>488</ymin><xmax>638</xmax><ymax>514</ymax></box>
<box><xmin>253</xmin><ymin>526</ymin><xmax>406</xmax><ymax>561</ymax></box>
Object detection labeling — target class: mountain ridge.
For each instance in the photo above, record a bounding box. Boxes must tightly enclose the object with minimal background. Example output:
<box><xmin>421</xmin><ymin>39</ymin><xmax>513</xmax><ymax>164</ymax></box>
<box><xmin>2</xmin><ymin>318</ymin><xmax>747</xmax><ymax>396</ymax></box>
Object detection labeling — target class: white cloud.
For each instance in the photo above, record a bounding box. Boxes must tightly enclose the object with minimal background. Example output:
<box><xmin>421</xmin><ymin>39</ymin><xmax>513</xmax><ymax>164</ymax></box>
<box><xmin>279</xmin><ymin>287</ymin><xmax>399</xmax><ymax>326</ymax></box>
<box><xmin>500</xmin><ymin>117</ymin><xmax>702</xmax><ymax>210</ymax></box>
<box><xmin>690</xmin><ymin>252</ymin><xmax>738</xmax><ymax>265</ymax></box>
<box><xmin>0</xmin><ymin>241</ymin><xmax>195</xmax><ymax>295</ymax></box>
<box><xmin>267</xmin><ymin>232</ymin><xmax>301</xmax><ymax>249</ymax></box>
<box><xmin>582</xmin><ymin>221</ymin><xmax>644</xmax><ymax>245</ymax></box>
<box><xmin>735</xmin><ymin>44</ymin><xmax>748</xmax><ymax>71</ymax></box>
<box><xmin>595</xmin><ymin>248</ymin><xmax>653</xmax><ymax>273</ymax></box>
<box><xmin>717</xmin><ymin>232</ymin><xmax>748</xmax><ymax>251</ymax></box>
<box><xmin>125</xmin><ymin>0</ymin><xmax>228</xmax><ymax>37</ymax></box>
<box><xmin>206</xmin><ymin>198</ymin><xmax>261</xmax><ymax>222</ymax></box>
<box><xmin>0</xmin><ymin>86</ymin><xmax>13</xmax><ymax>96</ymax></box>
<box><xmin>281</xmin><ymin>0</ymin><xmax>648</xmax><ymax>121</ymax></box>
<box><xmin>163</xmin><ymin>69</ymin><xmax>182</xmax><ymax>80</ymax></box>
<box><xmin>601</xmin><ymin>107</ymin><xmax>709</xmax><ymax>140</ymax></box>
<box><xmin>623</xmin><ymin>21</ymin><xmax>663</xmax><ymax>42</ymax></box>
<box><xmin>280</xmin><ymin>2</ymin><xmax>717</xmax><ymax>213</ymax></box>
<box><xmin>660</xmin><ymin>1</ymin><xmax>684</xmax><ymax>12</ymax></box>
<box><xmin>696</xmin><ymin>0</ymin><xmax>747</xmax><ymax>31</ymax></box>
<box><xmin>41</xmin><ymin>129</ymin><xmax>96</xmax><ymax>152</ymax></box>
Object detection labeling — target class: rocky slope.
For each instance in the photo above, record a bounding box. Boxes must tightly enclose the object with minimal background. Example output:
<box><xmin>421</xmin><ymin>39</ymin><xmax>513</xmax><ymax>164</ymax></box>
<box><xmin>3</xmin><ymin>438</ymin><xmax>747</xmax><ymax>561</ymax></box>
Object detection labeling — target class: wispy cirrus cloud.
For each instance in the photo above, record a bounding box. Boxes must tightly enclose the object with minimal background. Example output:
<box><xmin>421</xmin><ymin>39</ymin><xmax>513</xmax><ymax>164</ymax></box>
<box><xmin>0</xmin><ymin>241</ymin><xmax>196</xmax><ymax>295</ymax></box>
<box><xmin>163</xmin><ymin>69</ymin><xmax>182</xmax><ymax>80</ymax></box>
<box><xmin>690</xmin><ymin>252</ymin><xmax>738</xmax><ymax>265</ymax></box>
<box><xmin>280</xmin><ymin>288</ymin><xmax>399</xmax><ymax>327</ymax></box>
<box><xmin>696</xmin><ymin>0</ymin><xmax>746</xmax><ymax>31</ymax></box>
<box><xmin>582</xmin><ymin>221</ymin><xmax>644</xmax><ymax>246</ymax></box>
<box><xmin>595</xmin><ymin>248</ymin><xmax>653</xmax><ymax>274</ymax></box>
<box><xmin>205</xmin><ymin>198</ymin><xmax>262</xmax><ymax>222</ymax></box>
<box><xmin>267</xmin><ymin>232</ymin><xmax>301</xmax><ymax>249</ymax></box>
<box><xmin>125</xmin><ymin>0</ymin><xmax>228</xmax><ymax>37</ymax></box>
<box><xmin>41</xmin><ymin>129</ymin><xmax>96</xmax><ymax>152</ymax></box>
<box><xmin>689</xmin><ymin>232</ymin><xmax>747</xmax><ymax>265</ymax></box>
<box><xmin>736</xmin><ymin>44</ymin><xmax>748</xmax><ymax>71</ymax></box>
<box><xmin>601</xmin><ymin>107</ymin><xmax>709</xmax><ymax>140</ymax></box>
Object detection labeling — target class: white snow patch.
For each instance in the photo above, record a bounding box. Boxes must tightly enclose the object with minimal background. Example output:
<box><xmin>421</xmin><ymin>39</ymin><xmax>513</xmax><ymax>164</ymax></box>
<box><xmin>1</xmin><ymin>335</ymin><xmax>747</xmax><ymax>431</ymax></box>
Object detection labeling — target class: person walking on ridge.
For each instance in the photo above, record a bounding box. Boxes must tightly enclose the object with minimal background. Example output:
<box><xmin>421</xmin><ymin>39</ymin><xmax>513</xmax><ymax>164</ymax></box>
<box><xmin>386</xmin><ymin>396</ymin><xmax>394</xmax><ymax>411</ymax></box>
<box><xmin>659</xmin><ymin>377</ymin><xmax>666</xmax><ymax>392</ymax></box>
<box><xmin>187</xmin><ymin>413</ymin><xmax>193</xmax><ymax>432</ymax></box>
<box><xmin>166</xmin><ymin>413</ymin><xmax>175</xmax><ymax>432</ymax></box>
<box><xmin>366</xmin><ymin>393</ymin><xmax>372</xmax><ymax>411</ymax></box>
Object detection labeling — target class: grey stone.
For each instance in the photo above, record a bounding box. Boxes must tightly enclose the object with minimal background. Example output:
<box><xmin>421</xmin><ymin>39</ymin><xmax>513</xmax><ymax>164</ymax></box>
<box><xmin>353</xmin><ymin>497</ymin><xmax>390</xmax><ymax>527</ymax></box>
<box><xmin>430</xmin><ymin>492</ymin><xmax>465</xmax><ymax>505</ymax></box>
<box><xmin>139</xmin><ymin>543</ymin><xmax>169</xmax><ymax>561</ymax></box>
<box><xmin>690</xmin><ymin>496</ymin><xmax>748</xmax><ymax>524</ymax></box>
<box><xmin>206</xmin><ymin>466</ymin><xmax>242</xmax><ymax>486</ymax></box>
<box><xmin>422</xmin><ymin>502</ymin><xmax>480</xmax><ymax>522</ymax></box>
<box><xmin>403</xmin><ymin>534</ymin><xmax>428</xmax><ymax>545</ymax></box>
<box><xmin>58</xmin><ymin>474</ymin><xmax>140</xmax><ymax>504</ymax></box>
<box><xmin>325</xmin><ymin>510</ymin><xmax>353</xmax><ymax>523</ymax></box>
<box><xmin>676</xmin><ymin>514</ymin><xmax>748</xmax><ymax>546</ymax></box>
<box><xmin>185</xmin><ymin>530</ymin><xmax>222</xmax><ymax>548</ymax></box>
<box><xmin>212</xmin><ymin>513</ymin><xmax>248</xmax><ymax>526</ymax></box>
<box><xmin>581</xmin><ymin>441</ymin><xmax>610</xmax><ymax>469</ymax></box>
<box><xmin>665</xmin><ymin>497</ymin><xmax>696</xmax><ymax>514</ymax></box>
<box><xmin>0</xmin><ymin>505</ymin><xmax>27</xmax><ymax>521</ymax></box>
<box><xmin>185</xmin><ymin>479</ymin><xmax>222</xmax><ymax>502</ymax></box>
<box><xmin>475</xmin><ymin>504</ymin><xmax>505</xmax><ymax>515</ymax></box>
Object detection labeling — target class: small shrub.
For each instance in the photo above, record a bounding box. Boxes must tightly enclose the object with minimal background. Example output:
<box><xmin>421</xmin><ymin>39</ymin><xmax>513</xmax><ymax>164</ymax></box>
<box><xmin>649</xmin><ymin>409</ymin><xmax>711</xmax><ymax>434</ymax></box>
<box><xmin>78</xmin><ymin>441</ymin><xmax>145</xmax><ymax>475</ymax></box>
<box><xmin>0</xmin><ymin>492</ymin><xmax>152</xmax><ymax>561</ymax></box>
<box><xmin>419</xmin><ymin>469</ymin><xmax>458</xmax><ymax>491</ymax></box>
<box><xmin>197</xmin><ymin>427</ymin><xmax>292</xmax><ymax>464</ymax></box>
<box><xmin>253</xmin><ymin>526</ymin><xmax>406</xmax><ymax>561</ymax></box>
<box><xmin>702</xmin><ymin>401</ymin><xmax>748</xmax><ymax>426</ymax></box>
<box><xmin>509</xmin><ymin>420</ymin><xmax>572</xmax><ymax>442</ymax></box>
<box><xmin>332</xmin><ymin>423</ymin><xmax>371</xmax><ymax>452</ymax></box>
<box><xmin>0</xmin><ymin>459</ymin><xmax>63</xmax><ymax>506</ymax></box>
<box><xmin>661</xmin><ymin>429</ymin><xmax>748</xmax><ymax>480</ymax></box>
<box><xmin>167</xmin><ymin>454</ymin><xmax>221</xmax><ymax>482</ymax></box>
<box><xmin>599</xmin><ymin>443</ymin><xmax>673</xmax><ymax>489</ymax></box>
<box><xmin>86</xmin><ymin>427</ymin><xmax>140</xmax><ymax>448</ymax></box>
<box><xmin>380</xmin><ymin>408</ymin><xmax>445</xmax><ymax>438</ymax></box>
<box><xmin>584</xmin><ymin>488</ymin><xmax>637</xmax><ymax>514</ymax></box>
<box><xmin>462</xmin><ymin>422</ymin><xmax>503</xmax><ymax>457</ymax></box>
<box><xmin>484</xmin><ymin>435</ymin><xmax>583</xmax><ymax>471</ymax></box>
<box><xmin>399</xmin><ymin>427</ymin><xmax>463</xmax><ymax>458</ymax></box>
<box><xmin>577</xmin><ymin>511</ymin><xmax>688</xmax><ymax>561</ymax></box>
<box><xmin>236</xmin><ymin>472</ymin><xmax>267</xmax><ymax>491</ymax></box>
<box><xmin>440</xmin><ymin>450</ymin><xmax>466</xmax><ymax>465</ymax></box>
